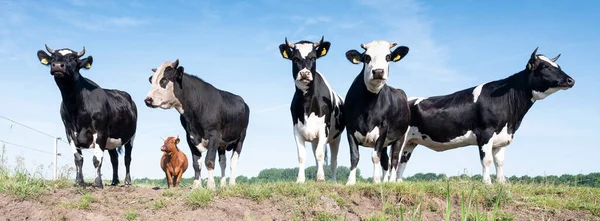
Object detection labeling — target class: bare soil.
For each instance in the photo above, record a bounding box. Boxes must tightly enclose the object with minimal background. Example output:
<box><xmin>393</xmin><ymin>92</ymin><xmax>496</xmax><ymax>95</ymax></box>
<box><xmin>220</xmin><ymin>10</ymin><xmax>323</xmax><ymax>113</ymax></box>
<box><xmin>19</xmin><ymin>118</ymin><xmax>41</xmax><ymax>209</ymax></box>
<box><xmin>0</xmin><ymin>185</ymin><xmax>597</xmax><ymax>221</ymax></box>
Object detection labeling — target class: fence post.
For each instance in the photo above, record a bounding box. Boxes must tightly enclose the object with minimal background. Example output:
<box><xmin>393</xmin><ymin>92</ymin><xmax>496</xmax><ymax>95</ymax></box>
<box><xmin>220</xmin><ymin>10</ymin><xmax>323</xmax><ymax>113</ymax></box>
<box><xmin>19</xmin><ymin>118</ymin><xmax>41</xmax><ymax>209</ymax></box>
<box><xmin>53</xmin><ymin>137</ymin><xmax>59</xmax><ymax>180</ymax></box>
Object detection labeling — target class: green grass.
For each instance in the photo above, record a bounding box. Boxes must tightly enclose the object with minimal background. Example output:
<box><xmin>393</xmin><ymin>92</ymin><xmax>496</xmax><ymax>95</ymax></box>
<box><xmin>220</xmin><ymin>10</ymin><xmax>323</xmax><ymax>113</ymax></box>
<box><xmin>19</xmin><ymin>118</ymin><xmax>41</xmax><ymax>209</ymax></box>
<box><xmin>152</xmin><ymin>199</ymin><xmax>166</xmax><ymax>209</ymax></box>
<box><xmin>124</xmin><ymin>209</ymin><xmax>139</xmax><ymax>221</ymax></box>
<box><xmin>185</xmin><ymin>188</ymin><xmax>213</xmax><ymax>209</ymax></box>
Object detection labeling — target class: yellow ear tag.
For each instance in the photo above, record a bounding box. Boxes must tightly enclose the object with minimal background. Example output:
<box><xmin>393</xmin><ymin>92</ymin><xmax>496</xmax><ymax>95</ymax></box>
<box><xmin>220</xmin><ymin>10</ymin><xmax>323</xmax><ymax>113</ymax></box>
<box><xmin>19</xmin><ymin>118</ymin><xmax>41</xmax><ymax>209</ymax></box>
<box><xmin>40</xmin><ymin>58</ymin><xmax>48</xmax><ymax>65</ymax></box>
<box><xmin>393</xmin><ymin>55</ymin><xmax>402</xmax><ymax>61</ymax></box>
<box><xmin>321</xmin><ymin>48</ymin><xmax>327</xmax><ymax>56</ymax></box>
<box><xmin>352</xmin><ymin>58</ymin><xmax>360</xmax><ymax>64</ymax></box>
<box><xmin>85</xmin><ymin>63</ymin><xmax>91</xmax><ymax>69</ymax></box>
<box><xmin>282</xmin><ymin>50</ymin><xmax>288</xmax><ymax>59</ymax></box>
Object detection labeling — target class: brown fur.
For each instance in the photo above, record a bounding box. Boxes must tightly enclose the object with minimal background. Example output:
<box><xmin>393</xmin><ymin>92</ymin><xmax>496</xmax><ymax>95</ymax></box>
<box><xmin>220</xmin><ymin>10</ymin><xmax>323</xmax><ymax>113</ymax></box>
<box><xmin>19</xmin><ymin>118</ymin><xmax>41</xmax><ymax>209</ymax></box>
<box><xmin>160</xmin><ymin>136</ymin><xmax>189</xmax><ymax>188</ymax></box>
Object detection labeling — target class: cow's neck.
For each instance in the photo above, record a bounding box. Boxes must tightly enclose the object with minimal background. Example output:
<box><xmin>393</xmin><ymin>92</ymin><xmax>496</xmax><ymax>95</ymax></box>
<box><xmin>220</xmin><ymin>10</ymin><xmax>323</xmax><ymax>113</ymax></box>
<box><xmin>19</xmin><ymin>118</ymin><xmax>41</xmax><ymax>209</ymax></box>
<box><xmin>493</xmin><ymin>69</ymin><xmax>536</xmax><ymax>132</ymax></box>
<box><xmin>297</xmin><ymin>72</ymin><xmax>326</xmax><ymax>106</ymax></box>
<box><xmin>54</xmin><ymin>74</ymin><xmax>83</xmax><ymax>105</ymax></box>
<box><xmin>177</xmin><ymin>73</ymin><xmax>209</xmax><ymax>116</ymax></box>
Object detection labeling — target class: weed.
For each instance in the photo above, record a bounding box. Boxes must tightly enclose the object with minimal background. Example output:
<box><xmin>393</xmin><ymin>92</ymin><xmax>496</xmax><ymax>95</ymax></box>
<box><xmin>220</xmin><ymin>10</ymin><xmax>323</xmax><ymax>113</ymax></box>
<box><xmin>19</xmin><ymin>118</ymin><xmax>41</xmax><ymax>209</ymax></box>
<box><xmin>124</xmin><ymin>209</ymin><xmax>139</xmax><ymax>221</ymax></box>
<box><xmin>185</xmin><ymin>189</ymin><xmax>213</xmax><ymax>209</ymax></box>
<box><xmin>152</xmin><ymin>199</ymin><xmax>166</xmax><ymax>209</ymax></box>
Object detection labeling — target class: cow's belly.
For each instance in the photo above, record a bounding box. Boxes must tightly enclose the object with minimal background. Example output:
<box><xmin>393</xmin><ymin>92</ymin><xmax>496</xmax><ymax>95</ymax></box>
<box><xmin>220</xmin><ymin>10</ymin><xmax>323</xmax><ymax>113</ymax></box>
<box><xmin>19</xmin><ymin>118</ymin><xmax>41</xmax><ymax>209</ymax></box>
<box><xmin>409</xmin><ymin>126</ymin><xmax>477</xmax><ymax>151</ymax></box>
<box><xmin>295</xmin><ymin>113</ymin><xmax>326</xmax><ymax>141</ymax></box>
<box><xmin>492</xmin><ymin>124</ymin><xmax>513</xmax><ymax>148</ymax></box>
<box><xmin>353</xmin><ymin>126</ymin><xmax>393</xmax><ymax>148</ymax></box>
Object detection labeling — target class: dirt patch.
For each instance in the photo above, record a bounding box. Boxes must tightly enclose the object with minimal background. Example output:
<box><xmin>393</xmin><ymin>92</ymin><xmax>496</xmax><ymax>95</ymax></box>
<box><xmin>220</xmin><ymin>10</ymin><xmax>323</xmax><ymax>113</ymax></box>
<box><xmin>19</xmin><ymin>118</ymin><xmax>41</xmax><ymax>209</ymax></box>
<box><xmin>0</xmin><ymin>185</ymin><xmax>597</xmax><ymax>221</ymax></box>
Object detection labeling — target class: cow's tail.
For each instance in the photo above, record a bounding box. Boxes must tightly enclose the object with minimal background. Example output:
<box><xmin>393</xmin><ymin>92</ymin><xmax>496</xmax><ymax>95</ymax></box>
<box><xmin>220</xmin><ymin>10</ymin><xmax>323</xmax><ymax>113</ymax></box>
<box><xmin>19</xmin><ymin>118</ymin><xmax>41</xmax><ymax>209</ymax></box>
<box><xmin>324</xmin><ymin>145</ymin><xmax>329</xmax><ymax>166</ymax></box>
<box><xmin>117</xmin><ymin>146</ymin><xmax>123</xmax><ymax>155</ymax></box>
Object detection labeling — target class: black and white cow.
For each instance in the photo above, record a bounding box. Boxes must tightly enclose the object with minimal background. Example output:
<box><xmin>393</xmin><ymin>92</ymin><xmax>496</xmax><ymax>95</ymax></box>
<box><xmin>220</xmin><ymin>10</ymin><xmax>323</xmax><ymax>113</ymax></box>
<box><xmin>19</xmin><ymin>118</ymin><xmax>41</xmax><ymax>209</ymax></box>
<box><xmin>36</xmin><ymin>45</ymin><xmax>138</xmax><ymax>188</ymax></box>
<box><xmin>278</xmin><ymin>36</ymin><xmax>345</xmax><ymax>183</ymax></box>
<box><xmin>396</xmin><ymin>47</ymin><xmax>575</xmax><ymax>184</ymax></box>
<box><xmin>144</xmin><ymin>59</ymin><xmax>250</xmax><ymax>189</ymax></box>
<box><xmin>343</xmin><ymin>40</ymin><xmax>411</xmax><ymax>185</ymax></box>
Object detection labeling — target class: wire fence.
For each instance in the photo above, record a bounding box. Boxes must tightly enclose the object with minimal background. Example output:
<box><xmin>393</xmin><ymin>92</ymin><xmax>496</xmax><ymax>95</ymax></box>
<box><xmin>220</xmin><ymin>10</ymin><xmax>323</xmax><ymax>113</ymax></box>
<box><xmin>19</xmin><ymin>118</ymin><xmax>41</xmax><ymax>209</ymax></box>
<box><xmin>0</xmin><ymin>115</ymin><xmax>106</xmax><ymax>180</ymax></box>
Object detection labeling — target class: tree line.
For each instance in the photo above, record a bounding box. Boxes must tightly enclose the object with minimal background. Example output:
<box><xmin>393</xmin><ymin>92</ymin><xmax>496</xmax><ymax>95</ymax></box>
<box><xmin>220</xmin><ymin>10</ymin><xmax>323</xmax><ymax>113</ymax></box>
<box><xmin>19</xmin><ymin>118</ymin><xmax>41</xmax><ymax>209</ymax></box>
<box><xmin>133</xmin><ymin>166</ymin><xmax>600</xmax><ymax>188</ymax></box>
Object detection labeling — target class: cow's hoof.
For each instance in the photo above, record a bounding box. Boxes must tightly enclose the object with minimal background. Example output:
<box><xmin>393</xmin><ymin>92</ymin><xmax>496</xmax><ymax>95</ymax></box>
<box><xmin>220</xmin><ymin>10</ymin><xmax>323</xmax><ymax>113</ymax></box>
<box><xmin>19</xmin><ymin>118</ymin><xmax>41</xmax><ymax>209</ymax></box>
<box><xmin>193</xmin><ymin>180</ymin><xmax>203</xmax><ymax>189</ymax></box>
<box><xmin>73</xmin><ymin>182</ymin><xmax>86</xmax><ymax>187</ymax></box>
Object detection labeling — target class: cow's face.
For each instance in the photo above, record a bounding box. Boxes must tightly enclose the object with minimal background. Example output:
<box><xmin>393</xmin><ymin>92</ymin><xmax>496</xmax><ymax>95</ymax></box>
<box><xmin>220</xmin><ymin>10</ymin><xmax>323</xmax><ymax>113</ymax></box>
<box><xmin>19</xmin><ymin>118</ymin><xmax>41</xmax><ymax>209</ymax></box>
<box><xmin>160</xmin><ymin>136</ymin><xmax>180</xmax><ymax>153</ymax></box>
<box><xmin>279</xmin><ymin>36</ymin><xmax>330</xmax><ymax>91</ymax></box>
<box><xmin>36</xmin><ymin>45</ymin><xmax>93</xmax><ymax>79</ymax></box>
<box><xmin>526</xmin><ymin>47</ymin><xmax>575</xmax><ymax>101</ymax></box>
<box><xmin>145</xmin><ymin>59</ymin><xmax>184</xmax><ymax>113</ymax></box>
<box><xmin>346</xmin><ymin>40</ymin><xmax>409</xmax><ymax>93</ymax></box>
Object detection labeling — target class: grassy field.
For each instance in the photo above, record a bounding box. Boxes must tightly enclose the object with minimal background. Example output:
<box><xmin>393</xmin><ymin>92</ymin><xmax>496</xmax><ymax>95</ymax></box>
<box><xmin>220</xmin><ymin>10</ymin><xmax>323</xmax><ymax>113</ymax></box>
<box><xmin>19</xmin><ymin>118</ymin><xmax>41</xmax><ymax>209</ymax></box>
<box><xmin>0</xmin><ymin>165</ymin><xmax>599</xmax><ymax>221</ymax></box>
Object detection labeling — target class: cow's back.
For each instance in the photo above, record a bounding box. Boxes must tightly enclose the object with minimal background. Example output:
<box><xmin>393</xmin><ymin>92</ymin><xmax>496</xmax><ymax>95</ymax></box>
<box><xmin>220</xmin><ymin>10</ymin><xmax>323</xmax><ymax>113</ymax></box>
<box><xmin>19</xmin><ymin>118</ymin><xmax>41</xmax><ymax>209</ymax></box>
<box><xmin>104</xmin><ymin>88</ymin><xmax>138</xmax><ymax>141</ymax></box>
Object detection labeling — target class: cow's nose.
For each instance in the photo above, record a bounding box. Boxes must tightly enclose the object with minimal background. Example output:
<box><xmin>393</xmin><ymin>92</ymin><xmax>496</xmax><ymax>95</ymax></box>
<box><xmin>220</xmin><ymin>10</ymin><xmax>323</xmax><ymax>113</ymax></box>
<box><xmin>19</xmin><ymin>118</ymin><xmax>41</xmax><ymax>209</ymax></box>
<box><xmin>51</xmin><ymin>62</ymin><xmax>66</xmax><ymax>73</ymax></box>
<box><xmin>299</xmin><ymin>71</ymin><xmax>311</xmax><ymax>79</ymax></box>
<box><xmin>566</xmin><ymin>77</ymin><xmax>575</xmax><ymax>87</ymax></box>
<box><xmin>372</xmin><ymin>69</ymin><xmax>385</xmax><ymax>79</ymax></box>
<box><xmin>144</xmin><ymin>97</ymin><xmax>153</xmax><ymax>106</ymax></box>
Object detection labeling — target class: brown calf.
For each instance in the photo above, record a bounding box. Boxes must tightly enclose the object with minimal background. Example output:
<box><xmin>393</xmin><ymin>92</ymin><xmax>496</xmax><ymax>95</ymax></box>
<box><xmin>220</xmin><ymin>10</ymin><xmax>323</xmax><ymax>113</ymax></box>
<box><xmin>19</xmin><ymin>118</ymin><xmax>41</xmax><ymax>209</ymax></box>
<box><xmin>160</xmin><ymin>136</ymin><xmax>189</xmax><ymax>188</ymax></box>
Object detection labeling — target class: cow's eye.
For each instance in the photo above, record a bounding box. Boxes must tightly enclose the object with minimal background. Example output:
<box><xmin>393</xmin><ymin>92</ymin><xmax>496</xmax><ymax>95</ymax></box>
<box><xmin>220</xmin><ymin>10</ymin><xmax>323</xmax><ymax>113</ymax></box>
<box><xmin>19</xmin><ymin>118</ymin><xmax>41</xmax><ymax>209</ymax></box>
<box><xmin>363</xmin><ymin>55</ymin><xmax>371</xmax><ymax>63</ymax></box>
<box><xmin>385</xmin><ymin>54</ymin><xmax>391</xmax><ymax>61</ymax></box>
<box><xmin>160</xmin><ymin>78</ymin><xmax>167</xmax><ymax>84</ymax></box>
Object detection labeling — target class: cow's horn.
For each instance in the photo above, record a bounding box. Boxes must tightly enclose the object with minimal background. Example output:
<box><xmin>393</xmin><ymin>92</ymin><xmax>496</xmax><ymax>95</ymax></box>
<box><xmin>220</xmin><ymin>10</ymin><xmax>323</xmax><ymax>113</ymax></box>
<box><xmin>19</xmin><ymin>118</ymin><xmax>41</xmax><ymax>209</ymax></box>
<box><xmin>314</xmin><ymin>36</ymin><xmax>324</xmax><ymax>47</ymax></box>
<box><xmin>389</xmin><ymin>42</ymin><xmax>398</xmax><ymax>49</ymax></box>
<box><xmin>45</xmin><ymin>44</ymin><xmax>55</xmax><ymax>54</ymax></box>
<box><xmin>77</xmin><ymin>47</ymin><xmax>86</xmax><ymax>57</ymax></box>
<box><xmin>285</xmin><ymin>37</ymin><xmax>294</xmax><ymax>48</ymax></box>
<box><xmin>550</xmin><ymin>54</ymin><xmax>561</xmax><ymax>62</ymax></box>
<box><xmin>360</xmin><ymin>44</ymin><xmax>367</xmax><ymax>50</ymax></box>
<box><xmin>171</xmin><ymin>59</ymin><xmax>179</xmax><ymax>68</ymax></box>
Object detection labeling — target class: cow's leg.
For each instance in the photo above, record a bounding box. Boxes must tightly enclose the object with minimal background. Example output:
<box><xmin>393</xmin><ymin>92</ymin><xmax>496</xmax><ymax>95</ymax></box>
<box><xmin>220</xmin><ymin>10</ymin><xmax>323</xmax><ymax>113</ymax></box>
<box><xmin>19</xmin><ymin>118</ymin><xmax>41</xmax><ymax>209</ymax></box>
<box><xmin>92</xmin><ymin>133</ymin><xmax>106</xmax><ymax>189</ymax></box>
<box><xmin>372</xmin><ymin>134</ymin><xmax>388</xmax><ymax>184</ymax></box>
<box><xmin>165</xmin><ymin>170</ymin><xmax>173</xmax><ymax>188</ymax></box>
<box><xmin>294</xmin><ymin>129</ymin><xmax>307</xmax><ymax>183</ymax></box>
<box><xmin>346</xmin><ymin>132</ymin><xmax>360</xmax><ymax>185</ymax></box>
<box><xmin>329</xmin><ymin>136</ymin><xmax>341</xmax><ymax>183</ymax></box>
<box><xmin>124</xmin><ymin>138</ymin><xmax>133</xmax><ymax>185</ymax></box>
<box><xmin>205</xmin><ymin>131</ymin><xmax>221</xmax><ymax>190</ymax></box>
<box><xmin>175</xmin><ymin>171</ymin><xmax>184</xmax><ymax>187</ymax></box>
<box><xmin>218</xmin><ymin>148</ymin><xmax>227</xmax><ymax>187</ymax></box>
<box><xmin>312</xmin><ymin>133</ymin><xmax>327</xmax><ymax>182</ymax></box>
<box><xmin>493</xmin><ymin>146</ymin><xmax>507</xmax><ymax>184</ymax></box>
<box><xmin>396</xmin><ymin>143</ymin><xmax>416</xmax><ymax>182</ymax></box>
<box><xmin>70</xmin><ymin>141</ymin><xmax>85</xmax><ymax>187</ymax></box>
<box><xmin>192</xmin><ymin>152</ymin><xmax>203</xmax><ymax>188</ymax></box>
<box><xmin>380</xmin><ymin>146</ymin><xmax>390</xmax><ymax>182</ymax></box>
<box><xmin>477</xmin><ymin>130</ymin><xmax>495</xmax><ymax>185</ymax></box>
<box><xmin>388</xmin><ymin>140</ymin><xmax>402</xmax><ymax>182</ymax></box>
<box><xmin>230</xmin><ymin>130</ymin><xmax>246</xmax><ymax>186</ymax></box>
<box><xmin>108</xmin><ymin>149</ymin><xmax>119</xmax><ymax>186</ymax></box>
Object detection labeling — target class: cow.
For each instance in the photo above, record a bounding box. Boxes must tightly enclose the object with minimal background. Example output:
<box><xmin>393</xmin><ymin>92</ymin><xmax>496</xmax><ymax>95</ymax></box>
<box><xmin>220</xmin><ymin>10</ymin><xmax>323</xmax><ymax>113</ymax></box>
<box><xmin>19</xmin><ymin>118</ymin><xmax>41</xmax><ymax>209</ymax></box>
<box><xmin>36</xmin><ymin>45</ymin><xmax>138</xmax><ymax>188</ymax></box>
<box><xmin>395</xmin><ymin>47</ymin><xmax>575</xmax><ymax>184</ymax></box>
<box><xmin>144</xmin><ymin>59</ymin><xmax>250</xmax><ymax>189</ymax></box>
<box><xmin>160</xmin><ymin>136</ymin><xmax>189</xmax><ymax>188</ymax></box>
<box><xmin>343</xmin><ymin>40</ymin><xmax>411</xmax><ymax>185</ymax></box>
<box><xmin>277</xmin><ymin>36</ymin><xmax>345</xmax><ymax>183</ymax></box>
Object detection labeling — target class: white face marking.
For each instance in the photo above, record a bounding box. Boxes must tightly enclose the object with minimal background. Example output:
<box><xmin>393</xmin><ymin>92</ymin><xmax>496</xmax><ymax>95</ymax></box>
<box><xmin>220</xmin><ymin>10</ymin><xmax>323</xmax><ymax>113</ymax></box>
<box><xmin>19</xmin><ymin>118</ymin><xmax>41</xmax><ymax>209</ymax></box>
<box><xmin>294</xmin><ymin>113</ymin><xmax>326</xmax><ymax>141</ymax></box>
<box><xmin>195</xmin><ymin>138</ymin><xmax>208</xmax><ymax>153</ymax></box>
<box><xmin>295</xmin><ymin>43</ymin><xmax>314</xmax><ymax>59</ymax></box>
<box><xmin>532</xmin><ymin>87</ymin><xmax>561</xmax><ymax>101</ymax></box>
<box><xmin>58</xmin><ymin>49</ymin><xmax>73</xmax><ymax>56</ymax></box>
<box><xmin>472</xmin><ymin>83</ymin><xmax>486</xmax><ymax>103</ymax></box>
<box><xmin>537</xmin><ymin>55</ymin><xmax>558</xmax><ymax>68</ymax></box>
<box><xmin>353</xmin><ymin>126</ymin><xmax>380</xmax><ymax>147</ymax></box>
<box><xmin>106</xmin><ymin>137</ymin><xmax>122</xmax><ymax>150</ymax></box>
<box><xmin>146</xmin><ymin>61</ymin><xmax>183</xmax><ymax>113</ymax></box>
<box><xmin>294</xmin><ymin>67</ymin><xmax>313</xmax><ymax>93</ymax></box>
<box><xmin>362</xmin><ymin>40</ymin><xmax>394</xmax><ymax>93</ymax></box>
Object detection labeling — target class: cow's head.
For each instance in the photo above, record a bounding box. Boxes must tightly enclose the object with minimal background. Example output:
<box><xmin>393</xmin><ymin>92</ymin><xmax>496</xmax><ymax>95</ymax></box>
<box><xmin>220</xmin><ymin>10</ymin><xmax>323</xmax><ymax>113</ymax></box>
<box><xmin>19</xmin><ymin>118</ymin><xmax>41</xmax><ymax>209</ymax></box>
<box><xmin>526</xmin><ymin>47</ymin><xmax>575</xmax><ymax>101</ymax></box>
<box><xmin>278</xmin><ymin>36</ymin><xmax>330</xmax><ymax>91</ymax></box>
<box><xmin>345</xmin><ymin>40</ymin><xmax>409</xmax><ymax>93</ymax></box>
<box><xmin>36</xmin><ymin>44</ymin><xmax>93</xmax><ymax>79</ymax></box>
<box><xmin>144</xmin><ymin>59</ymin><xmax>184</xmax><ymax>113</ymax></box>
<box><xmin>160</xmin><ymin>136</ymin><xmax>180</xmax><ymax>153</ymax></box>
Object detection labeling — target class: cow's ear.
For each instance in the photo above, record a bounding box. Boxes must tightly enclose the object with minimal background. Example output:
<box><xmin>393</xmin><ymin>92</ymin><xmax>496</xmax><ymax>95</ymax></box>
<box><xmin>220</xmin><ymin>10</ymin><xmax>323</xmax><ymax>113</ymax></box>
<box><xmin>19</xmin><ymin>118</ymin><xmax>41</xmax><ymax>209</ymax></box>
<box><xmin>345</xmin><ymin>50</ymin><xmax>362</xmax><ymax>64</ymax></box>
<box><xmin>316</xmin><ymin>41</ymin><xmax>331</xmax><ymax>58</ymax></box>
<box><xmin>278</xmin><ymin>44</ymin><xmax>293</xmax><ymax>60</ymax></box>
<box><xmin>175</xmin><ymin>137</ymin><xmax>180</xmax><ymax>144</ymax></box>
<box><xmin>390</xmin><ymin>46</ymin><xmax>409</xmax><ymax>62</ymax></box>
<box><xmin>80</xmin><ymin>56</ymin><xmax>93</xmax><ymax>69</ymax></box>
<box><xmin>151</xmin><ymin>68</ymin><xmax>157</xmax><ymax>72</ymax></box>
<box><xmin>527</xmin><ymin>47</ymin><xmax>539</xmax><ymax>70</ymax></box>
<box><xmin>175</xmin><ymin>66</ymin><xmax>184</xmax><ymax>84</ymax></box>
<box><xmin>148</xmin><ymin>76</ymin><xmax>152</xmax><ymax>84</ymax></box>
<box><xmin>37</xmin><ymin>50</ymin><xmax>51</xmax><ymax>66</ymax></box>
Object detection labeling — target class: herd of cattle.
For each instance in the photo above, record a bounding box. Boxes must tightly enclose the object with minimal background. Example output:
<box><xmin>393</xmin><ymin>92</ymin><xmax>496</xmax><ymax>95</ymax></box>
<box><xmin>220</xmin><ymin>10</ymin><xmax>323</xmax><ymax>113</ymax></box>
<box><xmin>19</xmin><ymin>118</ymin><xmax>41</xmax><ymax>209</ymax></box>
<box><xmin>35</xmin><ymin>36</ymin><xmax>575</xmax><ymax>189</ymax></box>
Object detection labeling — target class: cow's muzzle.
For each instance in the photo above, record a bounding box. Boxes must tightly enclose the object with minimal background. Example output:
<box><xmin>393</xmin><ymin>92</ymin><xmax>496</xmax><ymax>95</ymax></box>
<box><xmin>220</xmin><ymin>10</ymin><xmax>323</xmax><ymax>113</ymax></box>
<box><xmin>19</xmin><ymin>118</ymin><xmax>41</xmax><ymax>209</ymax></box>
<box><xmin>372</xmin><ymin>69</ymin><xmax>385</xmax><ymax>80</ymax></box>
<box><xmin>144</xmin><ymin>97</ymin><xmax>157</xmax><ymax>108</ymax></box>
<box><xmin>51</xmin><ymin>62</ymin><xmax>66</xmax><ymax>76</ymax></box>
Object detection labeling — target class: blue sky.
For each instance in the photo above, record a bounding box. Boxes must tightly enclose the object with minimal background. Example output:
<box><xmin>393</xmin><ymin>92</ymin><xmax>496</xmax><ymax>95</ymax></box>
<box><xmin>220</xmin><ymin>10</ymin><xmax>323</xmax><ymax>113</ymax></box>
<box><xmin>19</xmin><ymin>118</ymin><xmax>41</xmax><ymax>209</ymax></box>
<box><xmin>0</xmin><ymin>0</ymin><xmax>598</xmax><ymax>181</ymax></box>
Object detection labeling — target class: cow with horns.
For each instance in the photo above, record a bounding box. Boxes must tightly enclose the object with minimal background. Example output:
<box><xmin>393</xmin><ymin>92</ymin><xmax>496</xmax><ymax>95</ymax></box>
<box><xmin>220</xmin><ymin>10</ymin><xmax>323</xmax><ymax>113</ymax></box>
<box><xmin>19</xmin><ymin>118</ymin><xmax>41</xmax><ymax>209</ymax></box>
<box><xmin>36</xmin><ymin>45</ymin><xmax>138</xmax><ymax>188</ymax></box>
<box><xmin>396</xmin><ymin>47</ymin><xmax>575</xmax><ymax>184</ymax></box>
